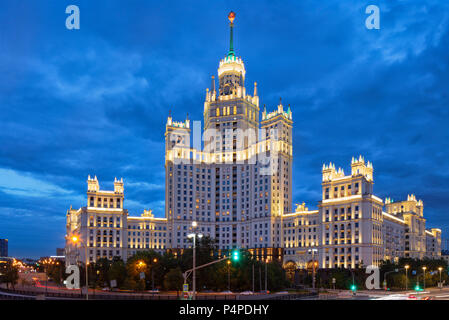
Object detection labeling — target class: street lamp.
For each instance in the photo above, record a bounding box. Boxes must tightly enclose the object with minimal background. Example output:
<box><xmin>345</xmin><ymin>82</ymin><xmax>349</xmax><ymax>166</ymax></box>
<box><xmin>227</xmin><ymin>260</ymin><xmax>231</xmax><ymax>291</ymax></box>
<box><xmin>308</xmin><ymin>249</ymin><xmax>318</xmax><ymax>290</ymax></box>
<box><xmin>404</xmin><ymin>265</ymin><xmax>409</xmax><ymax>291</ymax></box>
<box><xmin>152</xmin><ymin>258</ymin><xmax>158</xmax><ymax>291</ymax></box>
<box><xmin>265</xmin><ymin>258</ymin><xmax>268</xmax><ymax>293</ymax></box>
<box><xmin>188</xmin><ymin>221</ymin><xmax>203</xmax><ymax>300</ymax></box>
<box><xmin>422</xmin><ymin>266</ymin><xmax>427</xmax><ymax>290</ymax></box>
<box><xmin>71</xmin><ymin>235</ymin><xmax>89</xmax><ymax>300</ymax></box>
<box><xmin>439</xmin><ymin>267</ymin><xmax>443</xmax><ymax>289</ymax></box>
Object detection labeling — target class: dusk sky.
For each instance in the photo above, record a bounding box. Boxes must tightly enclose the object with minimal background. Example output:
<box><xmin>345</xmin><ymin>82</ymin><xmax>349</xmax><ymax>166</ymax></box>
<box><xmin>1</xmin><ymin>0</ymin><xmax>449</xmax><ymax>258</ymax></box>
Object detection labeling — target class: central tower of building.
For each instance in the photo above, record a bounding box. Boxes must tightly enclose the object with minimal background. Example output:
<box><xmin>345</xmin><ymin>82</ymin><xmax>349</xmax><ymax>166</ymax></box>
<box><xmin>164</xmin><ymin>12</ymin><xmax>293</xmax><ymax>261</ymax></box>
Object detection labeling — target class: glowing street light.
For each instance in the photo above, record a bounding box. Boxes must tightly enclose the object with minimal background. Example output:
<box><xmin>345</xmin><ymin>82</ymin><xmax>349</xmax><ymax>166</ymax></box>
<box><xmin>70</xmin><ymin>234</ymin><xmax>89</xmax><ymax>300</ymax></box>
<box><xmin>422</xmin><ymin>266</ymin><xmax>427</xmax><ymax>290</ymax></box>
<box><xmin>137</xmin><ymin>260</ymin><xmax>146</xmax><ymax>268</ymax></box>
<box><xmin>404</xmin><ymin>264</ymin><xmax>410</xmax><ymax>290</ymax></box>
<box><xmin>188</xmin><ymin>221</ymin><xmax>203</xmax><ymax>300</ymax></box>
<box><xmin>227</xmin><ymin>260</ymin><xmax>231</xmax><ymax>291</ymax></box>
<box><xmin>439</xmin><ymin>267</ymin><xmax>443</xmax><ymax>289</ymax></box>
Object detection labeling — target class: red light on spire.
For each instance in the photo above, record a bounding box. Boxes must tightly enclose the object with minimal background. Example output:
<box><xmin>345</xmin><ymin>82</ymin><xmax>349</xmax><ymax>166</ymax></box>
<box><xmin>228</xmin><ymin>11</ymin><xmax>236</xmax><ymax>24</ymax></box>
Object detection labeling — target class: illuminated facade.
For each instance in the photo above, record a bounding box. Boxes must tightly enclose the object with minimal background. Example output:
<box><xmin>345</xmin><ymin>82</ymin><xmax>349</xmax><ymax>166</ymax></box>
<box><xmin>283</xmin><ymin>157</ymin><xmax>441</xmax><ymax>270</ymax></box>
<box><xmin>65</xmin><ymin>176</ymin><xmax>167</xmax><ymax>264</ymax></box>
<box><xmin>164</xmin><ymin>12</ymin><xmax>291</xmax><ymax>260</ymax></box>
<box><xmin>65</xmin><ymin>13</ymin><xmax>442</xmax><ymax>267</ymax></box>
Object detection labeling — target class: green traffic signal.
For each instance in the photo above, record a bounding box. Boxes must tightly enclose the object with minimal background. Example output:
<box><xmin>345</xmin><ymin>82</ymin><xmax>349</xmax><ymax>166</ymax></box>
<box><xmin>350</xmin><ymin>284</ymin><xmax>357</xmax><ymax>291</ymax></box>
<box><xmin>232</xmin><ymin>249</ymin><xmax>240</xmax><ymax>261</ymax></box>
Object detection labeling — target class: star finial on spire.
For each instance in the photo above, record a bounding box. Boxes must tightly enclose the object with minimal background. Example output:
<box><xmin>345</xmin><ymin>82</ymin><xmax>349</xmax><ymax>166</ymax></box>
<box><xmin>227</xmin><ymin>11</ymin><xmax>236</xmax><ymax>57</ymax></box>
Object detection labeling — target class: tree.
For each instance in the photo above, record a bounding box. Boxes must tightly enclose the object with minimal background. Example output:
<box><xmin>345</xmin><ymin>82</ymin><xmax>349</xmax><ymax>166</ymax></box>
<box><xmin>164</xmin><ymin>267</ymin><xmax>183</xmax><ymax>293</ymax></box>
<box><xmin>94</xmin><ymin>257</ymin><xmax>111</xmax><ymax>287</ymax></box>
<box><xmin>0</xmin><ymin>261</ymin><xmax>19</xmax><ymax>289</ymax></box>
<box><xmin>126</xmin><ymin>250</ymin><xmax>163</xmax><ymax>290</ymax></box>
<box><xmin>108</xmin><ymin>258</ymin><xmax>126</xmax><ymax>288</ymax></box>
<box><xmin>47</xmin><ymin>260</ymin><xmax>65</xmax><ymax>285</ymax></box>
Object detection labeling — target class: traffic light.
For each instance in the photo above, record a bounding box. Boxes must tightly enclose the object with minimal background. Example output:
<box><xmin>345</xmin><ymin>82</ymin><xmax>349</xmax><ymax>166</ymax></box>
<box><xmin>414</xmin><ymin>284</ymin><xmax>421</xmax><ymax>291</ymax></box>
<box><xmin>350</xmin><ymin>284</ymin><xmax>357</xmax><ymax>292</ymax></box>
<box><xmin>231</xmin><ymin>249</ymin><xmax>240</xmax><ymax>261</ymax></box>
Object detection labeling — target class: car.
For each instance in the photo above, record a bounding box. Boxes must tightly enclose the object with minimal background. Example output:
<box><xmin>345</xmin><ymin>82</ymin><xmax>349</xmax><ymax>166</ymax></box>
<box><xmin>147</xmin><ymin>289</ymin><xmax>160</xmax><ymax>293</ymax></box>
<box><xmin>240</xmin><ymin>291</ymin><xmax>254</xmax><ymax>295</ymax></box>
<box><xmin>101</xmin><ymin>287</ymin><xmax>110</xmax><ymax>291</ymax></box>
<box><xmin>407</xmin><ymin>294</ymin><xmax>418</xmax><ymax>300</ymax></box>
<box><xmin>421</xmin><ymin>296</ymin><xmax>434</xmax><ymax>300</ymax></box>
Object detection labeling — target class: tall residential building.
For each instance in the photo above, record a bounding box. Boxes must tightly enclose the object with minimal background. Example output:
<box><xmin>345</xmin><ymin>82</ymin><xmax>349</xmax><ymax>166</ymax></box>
<box><xmin>65</xmin><ymin>13</ymin><xmax>442</xmax><ymax>268</ymax></box>
<box><xmin>0</xmin><ymin>239</ymin><xmax>8</xmax><ymax>257</ymax></box>
<box><xmin>164</xmin><ymin>11</ymin><xmax>292</xmax><ymax>260</ymax></box>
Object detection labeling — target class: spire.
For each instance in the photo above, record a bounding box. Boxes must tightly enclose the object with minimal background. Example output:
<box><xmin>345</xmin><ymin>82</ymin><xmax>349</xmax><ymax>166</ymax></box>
<box><xmin>228</xmin><ymin>11</ymin><xmax>236</xmax><ymax>57</ymax></box>
<box><xmin>254</xmin><ymin>82</ymin><xmax>258</xmax><ymax>96</ymax></box>
<box><xmin>211</xmin><ymin>75</ymin><xmax>216</xmax><ymax>92</ymax></box>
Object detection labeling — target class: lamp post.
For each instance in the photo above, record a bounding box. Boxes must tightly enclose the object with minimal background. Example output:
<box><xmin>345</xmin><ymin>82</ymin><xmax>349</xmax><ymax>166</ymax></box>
<box><xmin>439</xmin><ymin>267</ymin><xmax>443</xmax><ymax>289</ymax></box>
<box><xmin>227</xmin><ymin>260</ymin><xmax>231</xmax><ymax>291</ymax></box>
<box><xmin>188</xmin><ymin>221</ymin><xmax>203</xmax><ymax>300</ymax></box>
<box><xmin>405</xmin><ymin>265</ymin><xmax>409</xmax><ymax>291</ymax></box>
<box><xmin>71</xmin><ymin>235</ymin><xmax>89</xmax><ymax>300</ymax></box>
<box><xmin>265</xmin><ymin>258</ymin><xmax>268</xmax><ymax>293</ymax></box>
<box><xmin>308</xmin><ymin>249</ymin><xmax>318</xmax><ymax>290</ymax></box>
<box><xmin>252</xmin><ymin>263</ymin><xmax>255</xmax><ymax>293</ymax></box>
<box><xmin>152</xmin><ymin>258</ymin><xmax>158</xmax><ymax>291</ymax></box>
<box><xmin>422</xmin><ymin>266</ymin><xmax>427</xmax><ymax>291</ymax></box>
<box><xmin>137</xmin><ymin>260</ymin><xmax>146</xmax><ymax>284</ymax></box>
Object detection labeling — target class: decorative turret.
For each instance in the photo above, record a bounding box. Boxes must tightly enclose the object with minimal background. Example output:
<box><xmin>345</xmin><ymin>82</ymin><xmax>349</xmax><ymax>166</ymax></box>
<box><xmin>166</xmin><ymin>113</ymin><xmax>190</xmax><ymax>129</ymax></box>
<box><xmin>114</xmin><ymin>177</ymin><xmax>124</xmax><ymax>194</ymax></box>
<box><xmin>322</xmin><ymin>162</ymin><xmax>345</xmax><ymax>181</ymax></box>
<box><xmin>351</xmin><ymin>155</ymin><xmax>373</xmax><ymax>181</ymax></box>
<box><xmin>87</xmin><ymin>175</ymin><xmax>99</xmax><ymax>192</ymax></box>
<box><xmin>262</xmin><ymin>98</ymin><xmax>293</xmax><ymax>121</ymax></box>
<box><xmin>385</xmin><ymin>194</ymin><xmax>424</xmax><ymax>216</ymax></box>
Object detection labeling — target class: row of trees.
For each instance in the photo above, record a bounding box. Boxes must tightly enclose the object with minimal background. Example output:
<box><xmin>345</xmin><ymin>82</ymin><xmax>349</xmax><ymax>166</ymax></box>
<box><xmin>294</xmin><ymin>257</ymin><xmax>449</xmax><ymax>291</ymax></box>
<box><xmin>65</xmin><ymin>237</ymin><xmax>288</xmax><ymax>292</ymax></box>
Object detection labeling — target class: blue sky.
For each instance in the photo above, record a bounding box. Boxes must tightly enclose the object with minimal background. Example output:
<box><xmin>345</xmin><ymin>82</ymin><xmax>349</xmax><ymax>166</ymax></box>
<box><xmin>1</xmin><ymin>0</ymin><xmax>449</xmax><ymax>258</ymax></box>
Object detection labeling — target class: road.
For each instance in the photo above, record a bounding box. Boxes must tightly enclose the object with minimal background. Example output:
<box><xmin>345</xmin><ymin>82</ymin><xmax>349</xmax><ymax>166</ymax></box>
<box><xmin>317</xmin><ymin>287</ymin><xmax>449</xmax><ymax>300</ymax></box>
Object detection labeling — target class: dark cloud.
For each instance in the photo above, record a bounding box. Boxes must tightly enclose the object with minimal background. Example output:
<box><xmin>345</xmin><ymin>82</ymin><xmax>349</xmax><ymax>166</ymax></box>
<box><xmin>1</xmin><ymin>0</ymin><xmax>449</xmax><ymax>257</ymax></box>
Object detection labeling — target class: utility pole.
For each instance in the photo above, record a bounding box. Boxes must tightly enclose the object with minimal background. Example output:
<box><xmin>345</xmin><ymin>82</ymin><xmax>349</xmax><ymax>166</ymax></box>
<box><xmin>259</xmin><ymin>265</ymin><xmax>262</xmax><ymax>292</ymax></box>
<box><xmin>227</xmin><ymin>260</ymin><xmax>231</xmax><ymax>291</ymax></box>
<box><xmin>265</xmin><ymin>260</ymin><xmax>268</xmax><ymax>293</ymax></box>
<box><xmin>252</xmin><ymin>263</ymin><xmax>255</xmax><ymax>293</ymax></box>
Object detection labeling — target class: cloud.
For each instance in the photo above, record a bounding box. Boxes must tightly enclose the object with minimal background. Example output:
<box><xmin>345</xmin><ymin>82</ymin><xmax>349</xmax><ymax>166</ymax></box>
<box><xmin>0</xmin><ymin>168</ymin><xmax>73</xmax><ymax>198</ymax></box>
<box><xmin>1</xmin><ymin>0</ymin><xmax>449</xmax><ymax>257</ymax></box>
